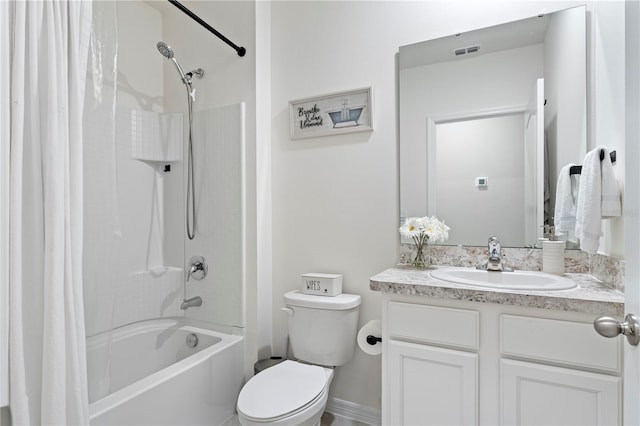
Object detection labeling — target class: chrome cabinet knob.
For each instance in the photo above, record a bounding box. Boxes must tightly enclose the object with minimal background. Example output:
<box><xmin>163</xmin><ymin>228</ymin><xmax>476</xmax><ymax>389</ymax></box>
<box><xmin>594</xmin><ymin>313</ymin><xmax>640</xmax><ymax>346</ymax></box>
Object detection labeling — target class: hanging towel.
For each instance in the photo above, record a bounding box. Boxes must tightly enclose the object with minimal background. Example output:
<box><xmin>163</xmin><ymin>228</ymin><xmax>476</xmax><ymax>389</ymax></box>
<box><xmin>601</xmin><ymin>147</ymin><xmax>622</xmax><ymax>217</ymax></box>
<box><xmin>575</xmin><ymin>147</ymin><xmax>602</xmax><ymax>253</ymax></box>
<box><xmin>543</xmin><ymin>134</ymin><xmax>551</xmax><ymax>223</ymax></box>
<box><xmin>554</xmin><ymin>163</ymin><xmax>580</xmax><ymax>242</ymax></box>
<box><xmin>575</xmin><ymin>146</ymin><xmax>621</xmax><ymax>254</ymax></box>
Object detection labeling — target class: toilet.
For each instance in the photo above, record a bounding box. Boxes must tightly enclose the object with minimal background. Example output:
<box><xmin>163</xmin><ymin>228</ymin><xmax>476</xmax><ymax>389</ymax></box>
<box><xmin>236</xmin><ymin>290</ymin><xmax>361</xmax><ymax>426</ymax></box>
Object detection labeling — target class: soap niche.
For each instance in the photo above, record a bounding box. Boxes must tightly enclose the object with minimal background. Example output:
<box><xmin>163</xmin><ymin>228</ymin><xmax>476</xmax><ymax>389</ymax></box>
<box><xmin>116</xmin><ymin>107</ymin><xmax>183</xmax><ymax>164</ymax></box>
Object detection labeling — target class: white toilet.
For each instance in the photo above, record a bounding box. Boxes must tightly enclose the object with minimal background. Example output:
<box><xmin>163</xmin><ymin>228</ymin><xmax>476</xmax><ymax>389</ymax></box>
<box><xmin>236</xmin><ymin>290</ymin><xmax>361</xmax><ymax>426</ymax></box>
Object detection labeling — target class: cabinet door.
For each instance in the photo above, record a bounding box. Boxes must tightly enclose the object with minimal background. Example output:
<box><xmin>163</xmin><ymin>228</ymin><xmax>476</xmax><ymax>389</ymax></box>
<box><xmin>501</xmin><ymin>359</ymin><xmax>621</xmax><ymax>425</ymax></box>
<box><xmin>387</xmin><ymin>339</ymin><xmax>478</xmax><ymax>425</ymax></box>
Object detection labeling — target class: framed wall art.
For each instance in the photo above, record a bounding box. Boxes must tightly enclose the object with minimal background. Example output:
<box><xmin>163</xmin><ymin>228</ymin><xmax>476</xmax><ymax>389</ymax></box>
<box><xmin>289</xmin><ymin>87</ymin><xmax>374</xmax><ymax>140</ymax></box>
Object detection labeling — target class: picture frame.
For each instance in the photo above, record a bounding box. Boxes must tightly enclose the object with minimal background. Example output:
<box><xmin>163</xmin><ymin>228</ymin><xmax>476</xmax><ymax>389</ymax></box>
<box><xmin>289</xmin><ymin>87</ymin><xmax>374</xmax><ymax>140</ymax></box>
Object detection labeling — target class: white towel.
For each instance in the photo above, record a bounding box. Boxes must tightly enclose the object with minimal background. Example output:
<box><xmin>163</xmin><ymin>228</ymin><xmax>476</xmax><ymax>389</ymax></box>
<box><xmin>575</xmin><ymin>146</ymin><xmax>621</xmax><ymax>254</ymax></box>
<box><xmin>601</xmin><ymin>148</ymin><xmax>622</xmax><ymax>217</ymax></box>
<box><xmin>554</xmin><ymin>163</ymin><xmax>579</xmax><ymax>242</ymax></box>
<box><xmin>544</xmin><ymin>134</ymin><xmax>551</xmax><ymax>222</ymax></box>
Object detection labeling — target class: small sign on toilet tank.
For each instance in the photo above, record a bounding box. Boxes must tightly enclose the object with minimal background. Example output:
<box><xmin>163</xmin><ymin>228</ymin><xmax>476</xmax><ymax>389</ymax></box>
<box><xmin>301</xmin><ymin>273</ymin><xmax>343</xmax><ymax>296</ymax></box>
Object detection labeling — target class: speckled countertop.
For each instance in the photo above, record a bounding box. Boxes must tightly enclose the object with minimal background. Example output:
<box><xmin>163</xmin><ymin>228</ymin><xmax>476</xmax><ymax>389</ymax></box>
<box><xmin>370</xmin><ymin>266</ymin><xmax>624</xmax><ymax>316</ymax></box>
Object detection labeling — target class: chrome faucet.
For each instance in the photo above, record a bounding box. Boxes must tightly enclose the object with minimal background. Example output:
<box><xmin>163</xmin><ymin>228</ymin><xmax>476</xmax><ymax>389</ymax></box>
<box><xmin>180</xmin><ymin>296</ymin><xmax>202</xmax><ymax>310</ymax></box>
<box><xmin>186</xmin><ymin>255</ymin><xmax>207</xmax><ymax>282</ymax></box>
<box><xmin>182</xmin><ymin>256</ymin><xmax>206</xmax><ymax>310</ymax></box>
<box><xmin>477</xmin><ymin>236</ymin><xmax>513</xmax><ymax>272</ymax></box>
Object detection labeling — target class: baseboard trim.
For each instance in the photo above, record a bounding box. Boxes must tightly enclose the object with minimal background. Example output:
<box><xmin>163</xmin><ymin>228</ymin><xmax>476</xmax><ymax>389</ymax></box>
<box><xmin>325</xmin><ymin>397</ymin><xmax>381</xmax><ymax>425</ymax></box>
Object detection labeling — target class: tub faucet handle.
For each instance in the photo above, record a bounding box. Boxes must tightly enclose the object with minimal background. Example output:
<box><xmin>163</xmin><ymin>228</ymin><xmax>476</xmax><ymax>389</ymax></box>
<box><xmin>186</xmin><ymin>255</ymin><xmax>208</xmax><ymax>282</ymax></box>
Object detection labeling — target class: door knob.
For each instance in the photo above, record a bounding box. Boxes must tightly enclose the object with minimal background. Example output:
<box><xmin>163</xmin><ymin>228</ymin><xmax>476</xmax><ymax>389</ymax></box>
<box><xmin>593</xmin><ymin>313</ymin><xmax>640</xmax><ymax>346</ymax></box>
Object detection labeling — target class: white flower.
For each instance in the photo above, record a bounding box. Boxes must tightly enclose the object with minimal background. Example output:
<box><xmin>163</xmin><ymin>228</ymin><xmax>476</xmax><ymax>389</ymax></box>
<box><xmin>399</xmin><ymin>217</ymin><xmax>425</xmax><ymax>239</ymax></box>
<box><xmin>399</xmin><ymin>216</ymin><xmax>450</xmax><ymax>243</ymax></box>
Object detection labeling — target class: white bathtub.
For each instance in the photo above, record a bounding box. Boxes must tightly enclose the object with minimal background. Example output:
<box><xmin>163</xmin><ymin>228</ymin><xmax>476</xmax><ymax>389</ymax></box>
<box><xmin>87</xmin><ymin>318</ymin><xmax>244</xmax><ymax>425</ymax></box>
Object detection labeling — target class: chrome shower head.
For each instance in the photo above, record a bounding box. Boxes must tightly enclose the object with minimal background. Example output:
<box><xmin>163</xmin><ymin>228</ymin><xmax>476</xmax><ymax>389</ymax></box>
<box><xmin>157</xmin><ymin>41</ymin><xmax>203</xmax><ymax>86</ymax></box>
<box><xmin>157</xmin><ymin>41</ymin><xmax>188</xmax><ymax>84</ymax></box>
<box><xmin>156</xmin><ymin>41</ymin><xmax>174</xmax><ymax>59</ymax></box>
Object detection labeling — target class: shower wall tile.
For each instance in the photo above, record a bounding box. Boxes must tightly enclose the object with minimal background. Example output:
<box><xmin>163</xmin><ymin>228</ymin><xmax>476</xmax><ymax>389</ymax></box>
<box><xmin>185</xmin><ymin>103</ymin><xmax>245</xmax><ymax>328</ymax></box>
<box><xmin>113</xmin><ymin>268</ymin><xmax>183</xmax><ymax>327</ymax></box>
<box><xmin>83</xmin><ymin>1</ymin><xmax>182</xmax><ymax>338</ymax></box>
<box><xmin>85</xmin><ymin>107</ymin><xmax>184</xmax><ymax>336</ymax></box>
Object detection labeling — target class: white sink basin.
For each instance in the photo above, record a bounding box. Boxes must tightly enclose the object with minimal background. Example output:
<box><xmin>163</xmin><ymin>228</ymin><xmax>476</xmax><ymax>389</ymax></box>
<box><xmin>429</xmin><ymin>268</ymin><xmax>577</xmax><ymax>291</ymax></box>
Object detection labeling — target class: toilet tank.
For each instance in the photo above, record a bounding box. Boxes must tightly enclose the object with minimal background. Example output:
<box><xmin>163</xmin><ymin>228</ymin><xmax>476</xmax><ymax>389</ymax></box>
<box><xmin>283</xmin><ymin>290</ymin><xmax>361</xmax><ymax>367</ymax></box>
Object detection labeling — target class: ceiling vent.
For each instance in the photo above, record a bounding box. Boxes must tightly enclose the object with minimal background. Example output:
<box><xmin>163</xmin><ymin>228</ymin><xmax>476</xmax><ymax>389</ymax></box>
<box><xmin>452</xmin><ymin>45</ymin><xmax>481</xmax><ymax>56</ymax></box>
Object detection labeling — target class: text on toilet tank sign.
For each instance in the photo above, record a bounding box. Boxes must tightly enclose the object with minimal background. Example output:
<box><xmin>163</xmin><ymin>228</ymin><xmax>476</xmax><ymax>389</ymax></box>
<box><xmin>300</xmin><ymin>273</ymin><xmax>343</xmax><ymax>297</ymax></box>
<box><xmin>305</xmin><ymin>279</ymin><xmax>322</xmax><ymax>291</ymax></box>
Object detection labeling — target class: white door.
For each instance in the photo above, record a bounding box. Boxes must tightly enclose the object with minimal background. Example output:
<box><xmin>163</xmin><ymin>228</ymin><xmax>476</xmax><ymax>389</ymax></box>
<box><xmin>624</xmin><ymin>1</ymin><xmax>640</xmax><ymax>424</ymax></box>
<box><xmin>594</xmin><ymin>3</ymin><xmax>640</xmax><ymax>423</ymax></box>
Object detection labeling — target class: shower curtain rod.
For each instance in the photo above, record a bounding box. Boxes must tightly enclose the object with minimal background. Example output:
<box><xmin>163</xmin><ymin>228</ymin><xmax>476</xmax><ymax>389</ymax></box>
<box><xmin>168</xmin><ymin>0</ymin><xmax>246</xmax><ymax>57</ymax></box>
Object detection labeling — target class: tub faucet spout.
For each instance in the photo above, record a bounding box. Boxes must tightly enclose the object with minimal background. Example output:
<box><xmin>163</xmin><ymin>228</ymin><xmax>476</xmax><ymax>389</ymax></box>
<box><xmin>181</xmin><ymin>296</ymin><xmax>202</xmax><ymax>310</ymax></box>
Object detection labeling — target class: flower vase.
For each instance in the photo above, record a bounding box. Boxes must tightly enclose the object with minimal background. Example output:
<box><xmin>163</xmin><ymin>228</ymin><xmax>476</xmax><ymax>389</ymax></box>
<box><xmin>412</xmin><ymin>242</ymin><xmax>430</xmax><ymax>269</ymax></box>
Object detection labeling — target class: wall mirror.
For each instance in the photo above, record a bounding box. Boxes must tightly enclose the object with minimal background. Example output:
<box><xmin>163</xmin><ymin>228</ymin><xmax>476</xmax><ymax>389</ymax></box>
<box><xmin>399</xmin><ymin>6</ymin><xmax>586</xmax><ymax>248</ymax></box>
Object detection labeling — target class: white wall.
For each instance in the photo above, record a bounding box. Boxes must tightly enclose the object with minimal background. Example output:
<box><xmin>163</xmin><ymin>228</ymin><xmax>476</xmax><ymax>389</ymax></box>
<box><xmin>591</xmin><ymin>1</ymin><xmax>625</xmax><ymax>257</ymax></box>
<box><xmin>270</xmin><ymin>0</ymin><xmax>621</xmax><ymax>412</ymax></box>
<box><xmin>256</xmin><ymin>0</ymin><xmax>274</xmax><ymax>361</ymax></box>
<box><xmin>544</xmin><ymin>5</ymin><xmax>587</xmax><ymax>221</ymax></box>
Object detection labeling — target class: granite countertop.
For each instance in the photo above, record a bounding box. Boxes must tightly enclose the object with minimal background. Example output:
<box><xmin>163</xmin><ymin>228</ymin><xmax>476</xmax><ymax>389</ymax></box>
<box><xmin>370</xmin><ymin>266</ymin><xmax>624</xmax><ymax>316</ymax></box>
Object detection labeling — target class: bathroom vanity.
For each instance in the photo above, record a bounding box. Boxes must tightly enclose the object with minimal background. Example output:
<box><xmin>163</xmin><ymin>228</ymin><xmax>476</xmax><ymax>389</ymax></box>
<box><xmin>370</xmin><ymin>267</ymin><xmax>624</xmax><ymax>425</ymax></box>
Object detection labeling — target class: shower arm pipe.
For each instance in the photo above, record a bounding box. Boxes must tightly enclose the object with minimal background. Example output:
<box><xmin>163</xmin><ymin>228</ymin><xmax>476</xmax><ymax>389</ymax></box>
<box><xmin>167</xmin><ymin>0</ymin><xmax>246</xmax><ymax>57</ymax></box>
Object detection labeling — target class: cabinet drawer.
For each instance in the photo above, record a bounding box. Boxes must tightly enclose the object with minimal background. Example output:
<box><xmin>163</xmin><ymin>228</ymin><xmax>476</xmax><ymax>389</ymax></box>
<box><xmin>388</xmin><ymin>302</ymin><xmax>479</xmax><ymax>349</ymax></box>
<box><xmin>500</xmin><ymin>315</ymin><xmax>621</xmax><ymax>373</ymax></box>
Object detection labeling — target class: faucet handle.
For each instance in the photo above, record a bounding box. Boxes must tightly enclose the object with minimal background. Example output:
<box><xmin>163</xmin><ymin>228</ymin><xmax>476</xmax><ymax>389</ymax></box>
<box><xmin>488</xmin><ymin>236</ymin><xmax>500</xmax><ymax>253</ymax></box>
<box><xmin>186</xmin><ymin>255</ymin><xmax>208</xmax><ymax>281</ymax></box>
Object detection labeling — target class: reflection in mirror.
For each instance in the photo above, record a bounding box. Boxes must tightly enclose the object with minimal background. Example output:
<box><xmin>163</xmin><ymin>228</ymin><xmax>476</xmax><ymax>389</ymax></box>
<box><xmin>399</xmin><ymin>6</ymin><xmax>586</xmax><ymax>248</ymax></box>
<box><xmin>432</xmin><ymin>113</ymin><xmax>527</xmax><ymax>247</ymax></box>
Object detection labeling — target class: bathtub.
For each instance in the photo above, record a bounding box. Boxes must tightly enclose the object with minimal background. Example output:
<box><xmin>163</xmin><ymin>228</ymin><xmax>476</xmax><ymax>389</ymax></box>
<box><xmin>87</xmin><ymin>318</ymin><xmax>244</xmax><ymax>425</ymax></box>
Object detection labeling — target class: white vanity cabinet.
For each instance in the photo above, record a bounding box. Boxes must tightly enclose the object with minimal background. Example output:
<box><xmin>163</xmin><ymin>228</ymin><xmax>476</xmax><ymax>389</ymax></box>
<box><xmin>385</xmin><ymin>302</ymin><xmax>479</xmax><ymax>425</ymax></box>
<box><xmin>499</xmin><ymin>314</ymin><xmax>621</xmax><ymax>425</ymax></box>
<box><xmin>382</xmin><ymin>294</ymin><xmax>622</xmax><ymax>426</ymax></box>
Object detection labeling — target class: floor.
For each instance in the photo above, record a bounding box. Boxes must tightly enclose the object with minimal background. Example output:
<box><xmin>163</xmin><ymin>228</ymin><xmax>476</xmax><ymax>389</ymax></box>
<box><xmin>227</xmin><ymin>412</ymin><xmax>370</xmax><ymax>426</ymax></box>
<box><xmin>320</xmin><ymin>412</ymin><xmax>370</xmax><ymax>426</ymax></box>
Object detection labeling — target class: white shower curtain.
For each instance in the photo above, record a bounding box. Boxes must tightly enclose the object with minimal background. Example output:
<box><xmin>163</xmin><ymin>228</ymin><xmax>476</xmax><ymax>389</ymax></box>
<box><xmin>8</xmin><ymin>1</ymin><xmax>92</xmax><ymax>424</ymax></box>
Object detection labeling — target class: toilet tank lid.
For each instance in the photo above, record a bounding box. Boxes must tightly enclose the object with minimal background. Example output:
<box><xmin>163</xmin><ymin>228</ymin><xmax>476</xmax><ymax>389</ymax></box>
<box><xmin>284</xmin><ymin>290</ymin><xmax>361</xmax><ymax>310</ymax></box>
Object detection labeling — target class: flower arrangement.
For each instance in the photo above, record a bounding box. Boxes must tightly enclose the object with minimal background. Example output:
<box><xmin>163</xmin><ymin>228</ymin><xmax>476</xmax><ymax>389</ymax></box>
<box><xmin>399</xmin><ymin>216</ymin><xmax>450</xmax><ymax>268</ymax></box>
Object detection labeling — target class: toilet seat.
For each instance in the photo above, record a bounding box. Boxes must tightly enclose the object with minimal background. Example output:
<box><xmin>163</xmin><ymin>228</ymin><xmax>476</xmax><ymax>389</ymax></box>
<box><xmin>237</xmin><ymin>360</ymin><xmax>329</xmax><ymax>423</ymax></box>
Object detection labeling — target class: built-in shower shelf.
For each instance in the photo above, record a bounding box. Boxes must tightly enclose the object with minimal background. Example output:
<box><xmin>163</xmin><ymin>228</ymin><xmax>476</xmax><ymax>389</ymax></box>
<box><xmin>117</xmin><ymin>107</ymin><xmax>183</xmax><ymax>162</ymax></box>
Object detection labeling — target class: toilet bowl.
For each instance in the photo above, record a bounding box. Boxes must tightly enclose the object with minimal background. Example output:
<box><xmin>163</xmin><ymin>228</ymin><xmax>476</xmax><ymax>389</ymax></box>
<box><xmin>236</xmin><ymin>360</ymin><xmax>334</xmax><ymax>426</ymax></box>
<box><xmin>236</xmin><ymin>290</ymin><xmax>360</xmax><ymax>426</ymax></box>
